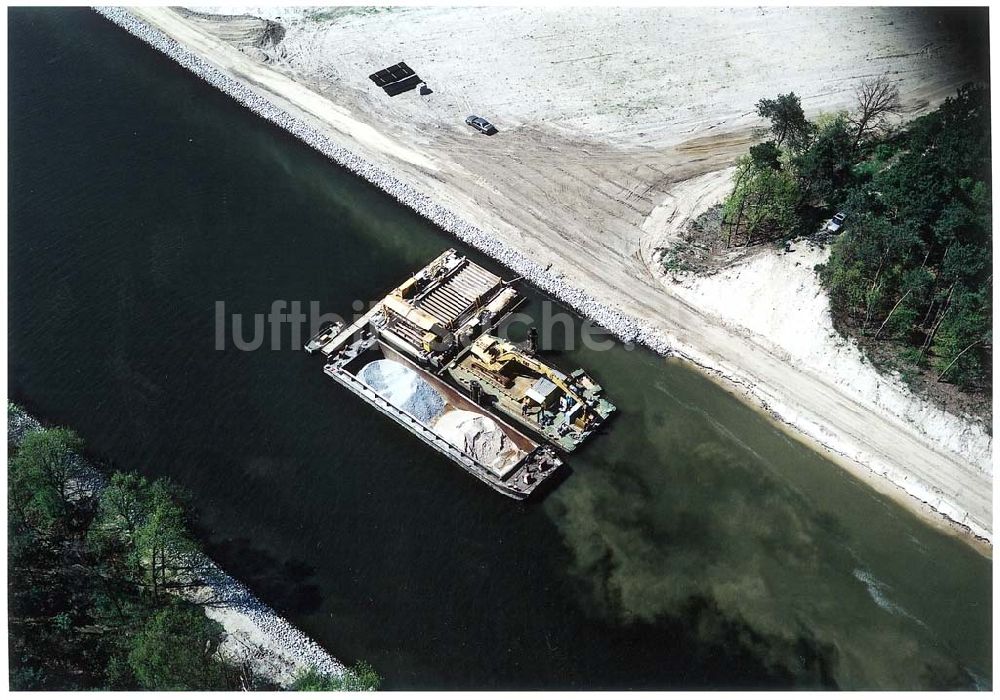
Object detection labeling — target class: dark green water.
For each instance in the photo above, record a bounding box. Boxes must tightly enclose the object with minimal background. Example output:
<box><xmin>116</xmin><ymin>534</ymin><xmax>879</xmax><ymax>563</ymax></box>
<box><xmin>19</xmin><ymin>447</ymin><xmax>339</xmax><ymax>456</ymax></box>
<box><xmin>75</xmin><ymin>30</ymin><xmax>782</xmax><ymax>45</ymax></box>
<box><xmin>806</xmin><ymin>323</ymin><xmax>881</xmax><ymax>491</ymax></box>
<box><xmin>8</xmin><ymin>8</ymin><xmax>991</xmax><ymax>690</ymax></box>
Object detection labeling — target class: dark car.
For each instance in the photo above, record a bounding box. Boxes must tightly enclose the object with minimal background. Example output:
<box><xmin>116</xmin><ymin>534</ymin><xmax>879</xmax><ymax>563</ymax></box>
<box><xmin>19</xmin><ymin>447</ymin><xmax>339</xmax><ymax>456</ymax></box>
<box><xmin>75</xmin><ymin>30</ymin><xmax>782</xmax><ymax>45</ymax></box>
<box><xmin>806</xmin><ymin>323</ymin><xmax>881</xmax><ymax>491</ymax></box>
<box><xmin>465</xmin><ymin>115</ymin><xmax>498</xmax><ymax>135</ymax></box>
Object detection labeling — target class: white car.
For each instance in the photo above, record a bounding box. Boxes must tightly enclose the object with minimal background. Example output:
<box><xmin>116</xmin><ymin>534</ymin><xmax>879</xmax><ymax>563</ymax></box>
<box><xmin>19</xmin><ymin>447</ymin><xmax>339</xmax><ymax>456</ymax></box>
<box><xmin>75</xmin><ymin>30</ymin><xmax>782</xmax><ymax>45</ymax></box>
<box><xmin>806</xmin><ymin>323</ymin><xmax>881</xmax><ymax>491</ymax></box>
<box><xmin>826</xmin><ymin>212</ymin><xmax>847</xmax><ymax>233</ymax></box>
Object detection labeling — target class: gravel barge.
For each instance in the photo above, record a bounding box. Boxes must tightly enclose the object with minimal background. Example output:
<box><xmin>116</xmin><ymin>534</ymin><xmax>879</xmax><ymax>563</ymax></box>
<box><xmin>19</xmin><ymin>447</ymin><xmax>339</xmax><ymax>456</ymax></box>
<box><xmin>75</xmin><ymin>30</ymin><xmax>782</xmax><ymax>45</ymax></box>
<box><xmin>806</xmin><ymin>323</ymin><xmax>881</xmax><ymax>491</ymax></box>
<box><xmin>306</xmin><ymin>249</ymin><xmax>615</xmax><ymax>499</ymax></box>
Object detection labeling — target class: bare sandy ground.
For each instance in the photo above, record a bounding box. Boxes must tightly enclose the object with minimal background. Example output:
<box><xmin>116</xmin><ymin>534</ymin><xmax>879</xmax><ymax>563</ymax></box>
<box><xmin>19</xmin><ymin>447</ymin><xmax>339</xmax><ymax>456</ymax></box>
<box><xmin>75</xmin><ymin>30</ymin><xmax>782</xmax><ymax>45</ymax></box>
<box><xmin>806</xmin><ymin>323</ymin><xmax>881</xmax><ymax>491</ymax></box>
<box><xmin>645</xmin><ymin>172</ymin><xmax>992</xmax><ymax>471</ymax></box>
<box><xmin>122</xmin><ymin>6</ymin><xmax>991</xmax><ymax>543</ymax></box>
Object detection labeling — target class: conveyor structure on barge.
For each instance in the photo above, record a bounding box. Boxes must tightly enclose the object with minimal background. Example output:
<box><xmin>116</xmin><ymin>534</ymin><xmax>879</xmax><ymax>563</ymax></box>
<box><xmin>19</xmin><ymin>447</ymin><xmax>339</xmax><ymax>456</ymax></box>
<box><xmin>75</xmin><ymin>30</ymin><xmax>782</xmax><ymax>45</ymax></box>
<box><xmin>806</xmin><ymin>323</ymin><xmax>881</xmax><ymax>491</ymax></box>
<box><xmin>306</xmin><ymin>249</ymin><xmax>615</xmax><ymax>499</ymax></box>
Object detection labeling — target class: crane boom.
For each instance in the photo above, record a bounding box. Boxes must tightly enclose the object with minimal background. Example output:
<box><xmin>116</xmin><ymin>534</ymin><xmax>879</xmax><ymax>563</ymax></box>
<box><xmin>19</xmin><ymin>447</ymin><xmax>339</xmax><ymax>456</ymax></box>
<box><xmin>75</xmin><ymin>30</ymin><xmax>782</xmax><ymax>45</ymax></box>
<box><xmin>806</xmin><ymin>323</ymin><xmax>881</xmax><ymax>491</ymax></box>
<box><xmin>468</xmin><ymin>336</ymin><xmax>592</xmax><ymax>423</ymax></box>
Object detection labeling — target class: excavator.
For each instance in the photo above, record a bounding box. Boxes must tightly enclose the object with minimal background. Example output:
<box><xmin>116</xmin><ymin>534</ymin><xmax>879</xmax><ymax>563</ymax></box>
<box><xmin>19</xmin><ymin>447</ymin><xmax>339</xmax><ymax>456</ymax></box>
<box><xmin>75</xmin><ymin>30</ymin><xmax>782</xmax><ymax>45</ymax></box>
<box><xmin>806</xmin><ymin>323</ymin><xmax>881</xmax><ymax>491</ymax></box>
<box><xmin>465</xmin><ymin>334</ymin><xmax>598</xmax><ymax>430</ymax></box>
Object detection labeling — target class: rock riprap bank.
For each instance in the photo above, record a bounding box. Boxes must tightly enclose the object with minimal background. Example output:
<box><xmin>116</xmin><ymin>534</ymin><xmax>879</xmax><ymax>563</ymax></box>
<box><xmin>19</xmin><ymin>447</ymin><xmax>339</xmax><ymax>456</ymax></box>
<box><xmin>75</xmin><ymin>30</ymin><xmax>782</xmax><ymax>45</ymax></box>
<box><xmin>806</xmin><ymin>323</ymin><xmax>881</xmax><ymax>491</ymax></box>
<box><xmin>89</xmin><ymin>7</ymin><xmax>991</xmax><ymax>543</ymax></box>
<box><xmin>91</xmin><ymin>6</ymin><xmax>671</xmax><ymax>356</ymax></box>
<box><xmin>7</xmin><ymin>405</ymin><xmax>345</xmax><ymax>687</ymax></box>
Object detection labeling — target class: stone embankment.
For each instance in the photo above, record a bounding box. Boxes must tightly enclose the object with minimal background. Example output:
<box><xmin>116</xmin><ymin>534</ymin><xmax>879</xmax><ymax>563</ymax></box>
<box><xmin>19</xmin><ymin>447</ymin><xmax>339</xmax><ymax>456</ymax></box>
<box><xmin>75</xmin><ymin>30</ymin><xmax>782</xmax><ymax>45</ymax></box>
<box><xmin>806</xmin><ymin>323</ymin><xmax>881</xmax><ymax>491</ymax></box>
<box><xmin>89</xmin><ymin>7</ymin><xmax>991</xmax><ymax>545</ymax></box>
<box><xmin>92</xmin><ymin>6</ymin><xmax>673</xmax><ymax>356</ymax></box>
<box><xmin>8</xmin><ymin>404</ymin><xmax>344</xmax><ymax>686</ymax></box>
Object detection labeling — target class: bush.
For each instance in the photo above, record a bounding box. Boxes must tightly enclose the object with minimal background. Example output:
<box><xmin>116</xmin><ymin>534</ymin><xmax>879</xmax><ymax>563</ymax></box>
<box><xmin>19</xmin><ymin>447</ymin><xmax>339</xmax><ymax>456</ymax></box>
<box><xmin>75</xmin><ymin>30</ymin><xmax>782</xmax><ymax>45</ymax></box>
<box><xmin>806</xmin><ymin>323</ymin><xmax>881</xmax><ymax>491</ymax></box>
<box><xmin>127</xmin><ymin>602</ymin><xmax>230</xmax><ymax>690</ymax></box>
<box><xmin>291</xmin><ymin>661</ymin><xmax>382</xmax><ymax>692</ymax></box>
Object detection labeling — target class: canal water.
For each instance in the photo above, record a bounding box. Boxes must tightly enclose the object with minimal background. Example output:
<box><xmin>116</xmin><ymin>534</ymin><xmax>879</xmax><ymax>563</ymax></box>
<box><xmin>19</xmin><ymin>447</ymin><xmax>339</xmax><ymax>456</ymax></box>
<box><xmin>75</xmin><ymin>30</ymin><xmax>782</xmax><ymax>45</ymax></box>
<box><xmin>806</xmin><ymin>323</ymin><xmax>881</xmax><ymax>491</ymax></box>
<box><xmin>8</xmin><ymin>8</ymin><xmax>991</xmax><ymax>690</ymax></box>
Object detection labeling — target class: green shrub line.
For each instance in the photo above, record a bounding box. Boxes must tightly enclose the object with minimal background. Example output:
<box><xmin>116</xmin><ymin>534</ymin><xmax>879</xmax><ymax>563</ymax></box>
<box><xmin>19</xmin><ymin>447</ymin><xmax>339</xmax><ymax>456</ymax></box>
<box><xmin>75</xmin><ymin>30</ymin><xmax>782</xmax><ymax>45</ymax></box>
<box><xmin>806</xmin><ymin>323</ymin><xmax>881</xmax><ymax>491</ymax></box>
<box><xmin>720</xmin><ymin>83</ymin><xmax>991</xmax><ymax>391</ymax></box>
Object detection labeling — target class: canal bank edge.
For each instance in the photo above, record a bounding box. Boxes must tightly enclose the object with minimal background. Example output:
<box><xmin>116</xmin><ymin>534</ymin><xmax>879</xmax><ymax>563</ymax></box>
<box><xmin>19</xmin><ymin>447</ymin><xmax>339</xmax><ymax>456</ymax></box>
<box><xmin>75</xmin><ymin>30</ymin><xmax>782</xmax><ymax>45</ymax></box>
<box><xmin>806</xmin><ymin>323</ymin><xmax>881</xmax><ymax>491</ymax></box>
<box><xmin>663</xmin><ymin>357</ymin><xmax>994</xmax><ymax>559</ymax></box>
<box><xmin>8</xmin><ymin>405</ymin><xmax>347</xmax><ymax>687</ymax></box>
<box><xmin>89</xmin><ymin>7</ymin><xmax>991</xmax><ymax>548</ymax></box>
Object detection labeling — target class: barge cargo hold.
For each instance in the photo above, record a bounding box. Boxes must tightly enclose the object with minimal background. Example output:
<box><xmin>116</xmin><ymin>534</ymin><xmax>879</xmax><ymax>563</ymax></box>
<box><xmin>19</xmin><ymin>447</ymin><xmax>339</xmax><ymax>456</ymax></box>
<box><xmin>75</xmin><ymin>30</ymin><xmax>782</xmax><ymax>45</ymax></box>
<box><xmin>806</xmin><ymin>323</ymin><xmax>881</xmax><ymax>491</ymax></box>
<box><xmin>325</xmin><ymin>337</ymin><xmax>561</xmax><ymax>499</ymax></box>
<box><xmin>307</xmin><ymin>249</ymin><xmax>615</xmax><ymax>499</ymax></box>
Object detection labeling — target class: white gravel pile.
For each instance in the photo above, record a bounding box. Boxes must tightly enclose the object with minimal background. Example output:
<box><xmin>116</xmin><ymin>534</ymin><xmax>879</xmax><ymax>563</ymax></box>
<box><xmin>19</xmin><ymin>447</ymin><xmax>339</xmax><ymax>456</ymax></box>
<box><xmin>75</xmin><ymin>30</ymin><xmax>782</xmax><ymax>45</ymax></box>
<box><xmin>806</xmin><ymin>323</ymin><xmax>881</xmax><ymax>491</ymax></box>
<box><xmin>358</xmin><ymin>359</ymin><xmax>446</xmax><ymax>424</ymax></box>
<box><xmin>91</xmin><ymin>6</ymin><xmax>675</xmax><ymax>357</ymax></box>
<box><xmin>435</xmin><ymin>409</ymin><xmax>522</xmax><ymax>471</ymax></box>
<box><xmin>7</xmin><ymin>404</ymin><xmax>344</xmax><ymax>687</ymax></box>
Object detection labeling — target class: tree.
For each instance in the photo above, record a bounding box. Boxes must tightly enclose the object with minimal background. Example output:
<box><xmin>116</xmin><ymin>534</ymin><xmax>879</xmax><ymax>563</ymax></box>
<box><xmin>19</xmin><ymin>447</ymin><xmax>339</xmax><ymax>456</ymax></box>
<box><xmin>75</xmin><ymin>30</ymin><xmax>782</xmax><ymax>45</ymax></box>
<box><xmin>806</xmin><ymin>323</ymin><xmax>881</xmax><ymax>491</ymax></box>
<box><xmin>756</xmin><ymin>92</ymin><xmax>812</xmax><ymax>151</ymax></box>
<box><xmin>127</xmin><ymin>602</ymin><xmax>230</xmax><ymax>690</ymax></box>
<box><xmin>7</xmin><ymin>419</ymin><xmax>312</xmax><ymax>691</ymax></box>
<box><xmin>873</xmin><ymin>265</ymin><xmax>934</xmax><ymax>341</ymax></box>
<box><xmin>931</xmin><ymin>287</ymin><xmax>990</xmax><ymax>386</ymax></box>
<box><xmin>88</xmin><ymin>471</ymin><xmax>152</xmax><ymax>570</ymax></box>
<box><xmin>827</xmin><ymin>214</ymin><xmax>923</xmax><ymax>330</ymax></box>
<box><xmin>10</xmin><ymin>665</ymin><xmax>48</xmax><ymax>691</ymax></box>
<box><xmin>850</xmin><ymin>75</ymin><xmax>901</xmax><ymax>150</ymax></box>
<box><xmin>9</xmin><ymin>428</ymin><xmax>83</xmax><ymax>533</ymax></box>
<box><xmin>793</xmin><ymin>113</ymin><xmax>855</xmax><ymax>205</ymax></box>
<box><xmin>818</xmin><ymin>84</ymin><xmax>991</xmax><ymax>391</ymax></box>
<box><xmin>134</xmin><ymin>480</ymin><xmax>197</xmax><ymax>601</ymax></box>
<box><xmin>748</xmin><ymin>140</ymin><xmax>782</xmax><ymax>170</ymax></box>
<box><xmin>722</xmin><ymin>153</ymin><xmax>801</xmax><ymax>247</ymax></box>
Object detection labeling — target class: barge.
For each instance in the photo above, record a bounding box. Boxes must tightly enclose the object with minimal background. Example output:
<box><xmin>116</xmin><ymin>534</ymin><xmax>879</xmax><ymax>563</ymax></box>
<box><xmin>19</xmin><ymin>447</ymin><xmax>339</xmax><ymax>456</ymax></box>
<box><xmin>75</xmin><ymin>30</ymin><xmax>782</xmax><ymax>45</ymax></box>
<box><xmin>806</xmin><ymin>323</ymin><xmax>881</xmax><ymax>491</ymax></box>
<box><xmin>306</xmin><ymin>249</ymin><xmax>615</xmax><ymax>499</ymax></box>
<box><xmin>445</xmin><ymin>334</ymin><xmax>616</xmax><ymax>452</ymax></box>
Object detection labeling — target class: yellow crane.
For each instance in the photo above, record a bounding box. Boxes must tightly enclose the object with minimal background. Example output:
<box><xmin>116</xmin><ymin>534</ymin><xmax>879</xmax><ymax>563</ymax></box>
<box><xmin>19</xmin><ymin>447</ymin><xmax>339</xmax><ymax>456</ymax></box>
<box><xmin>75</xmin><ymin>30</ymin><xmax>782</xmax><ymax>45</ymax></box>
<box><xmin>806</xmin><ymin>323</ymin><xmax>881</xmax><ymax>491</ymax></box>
<box><xmin>468</xmin><ymin>335</ymin><xmax>595</xmax><ymax>428</ymax></box>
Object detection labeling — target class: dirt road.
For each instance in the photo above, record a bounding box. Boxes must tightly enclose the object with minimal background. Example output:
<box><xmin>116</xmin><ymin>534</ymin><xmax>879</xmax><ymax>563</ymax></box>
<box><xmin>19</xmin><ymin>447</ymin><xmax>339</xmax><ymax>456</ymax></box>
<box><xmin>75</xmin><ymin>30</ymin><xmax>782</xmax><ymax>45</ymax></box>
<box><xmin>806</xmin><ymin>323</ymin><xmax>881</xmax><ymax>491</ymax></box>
<box><xmin>121</xmin><ymin>6</ymin><xmax>991</xmax><ymax>543</ymax></box>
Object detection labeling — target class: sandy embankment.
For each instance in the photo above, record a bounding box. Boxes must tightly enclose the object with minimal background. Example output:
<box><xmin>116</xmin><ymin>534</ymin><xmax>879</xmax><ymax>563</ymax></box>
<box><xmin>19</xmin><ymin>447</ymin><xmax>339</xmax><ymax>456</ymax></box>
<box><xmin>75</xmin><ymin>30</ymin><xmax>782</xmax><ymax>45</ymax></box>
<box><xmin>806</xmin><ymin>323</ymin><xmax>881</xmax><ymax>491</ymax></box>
<box><xmin>643</xmin><ymin>176</ymin><xmax>993</xmax><ymax>549</ymax></box>
<box><xmin>645</xmin><ymin>176</ymin><xmax>992</xmax><ymax>473</ymax></box>
<box><xmin>97</xmin><ymin>7</ymin><xmax>991</xmax><ymax>544</ymax></box>
<box><xmin>7</xmin><ymin>406</ymin><xmax>345</xmax><ymax>688</ymax></box>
